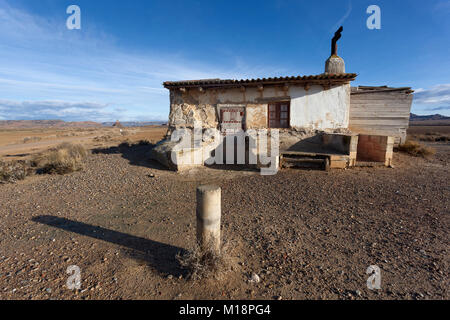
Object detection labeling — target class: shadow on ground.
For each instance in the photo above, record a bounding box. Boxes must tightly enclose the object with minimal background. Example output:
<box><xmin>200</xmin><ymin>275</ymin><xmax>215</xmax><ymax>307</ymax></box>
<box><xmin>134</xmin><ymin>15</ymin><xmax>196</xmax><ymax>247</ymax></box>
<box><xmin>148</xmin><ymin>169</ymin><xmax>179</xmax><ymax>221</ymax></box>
<box><xmin>92</xmin><ymin>141</ymin><xmax>169</xmax><ymax>171</ymax></box>
<box><xmin>32</xmin><ymin>215</ymin><xmax>186</xmax><ymax>276</ymax></box>
<box><xmin>205</xmin><ymin>164</ymin><xmax>260</xmax><ymax>173</ymax></box>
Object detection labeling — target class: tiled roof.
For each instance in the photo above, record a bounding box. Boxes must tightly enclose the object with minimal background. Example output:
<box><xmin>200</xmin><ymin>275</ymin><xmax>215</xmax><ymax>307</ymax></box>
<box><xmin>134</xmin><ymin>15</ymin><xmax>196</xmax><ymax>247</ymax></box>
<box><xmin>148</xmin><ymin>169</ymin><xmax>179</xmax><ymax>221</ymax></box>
<box><xmin>163</xmin><ymin>73</ymin><xmax>357</xmax><ymax>89</ymax></box>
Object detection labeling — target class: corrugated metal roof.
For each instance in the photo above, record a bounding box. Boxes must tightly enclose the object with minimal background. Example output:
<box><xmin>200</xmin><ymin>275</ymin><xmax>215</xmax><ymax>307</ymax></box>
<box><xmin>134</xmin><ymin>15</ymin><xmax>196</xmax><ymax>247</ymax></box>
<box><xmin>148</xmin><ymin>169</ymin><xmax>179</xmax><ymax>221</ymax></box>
<box><xmin>163</xmin><ymin>73</ymin><xmax>357</xmax><ymax>89</ymax></box>
<box><xmin>351</xmin><ymin>86</ymin><xmax>414</xmax><ymax>94</ymax></box>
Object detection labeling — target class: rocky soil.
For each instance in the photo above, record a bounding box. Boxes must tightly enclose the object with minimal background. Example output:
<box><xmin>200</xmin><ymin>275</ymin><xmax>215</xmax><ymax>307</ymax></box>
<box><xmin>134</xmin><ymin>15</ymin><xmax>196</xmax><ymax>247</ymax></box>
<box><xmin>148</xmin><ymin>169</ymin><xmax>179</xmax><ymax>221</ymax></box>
<box><xmin>0</xmin><ymin>142</ymin><xmax>448</xmax><ymax>300</ymax></box>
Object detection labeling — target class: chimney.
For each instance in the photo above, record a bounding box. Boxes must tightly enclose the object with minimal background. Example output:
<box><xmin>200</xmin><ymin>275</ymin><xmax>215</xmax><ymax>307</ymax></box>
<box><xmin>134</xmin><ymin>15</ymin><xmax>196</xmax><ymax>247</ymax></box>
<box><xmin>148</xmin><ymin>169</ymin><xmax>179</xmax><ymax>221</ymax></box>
<box><xmin>325</xmin><ymin>26</ymin><xmax>346</xmax><ymax>74</ymax></box>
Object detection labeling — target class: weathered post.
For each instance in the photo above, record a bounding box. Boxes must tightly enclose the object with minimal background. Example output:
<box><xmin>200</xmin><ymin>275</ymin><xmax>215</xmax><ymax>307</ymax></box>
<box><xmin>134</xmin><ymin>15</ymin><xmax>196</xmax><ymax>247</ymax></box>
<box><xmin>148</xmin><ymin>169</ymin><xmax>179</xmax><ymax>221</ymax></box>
<box><xmin>196</xmin><ymin>185</ymin><xmax>221</xmax><ymax>254</ymax></box>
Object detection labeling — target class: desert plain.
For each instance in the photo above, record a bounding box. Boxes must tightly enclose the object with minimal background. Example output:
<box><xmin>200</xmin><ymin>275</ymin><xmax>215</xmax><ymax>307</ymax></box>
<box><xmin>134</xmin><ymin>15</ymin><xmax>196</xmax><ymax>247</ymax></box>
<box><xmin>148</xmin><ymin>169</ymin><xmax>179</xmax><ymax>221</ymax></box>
<box><xmin>0</xmin><ymin>121</ymin><xmax>448</xmax><ymax>300</ymax></box>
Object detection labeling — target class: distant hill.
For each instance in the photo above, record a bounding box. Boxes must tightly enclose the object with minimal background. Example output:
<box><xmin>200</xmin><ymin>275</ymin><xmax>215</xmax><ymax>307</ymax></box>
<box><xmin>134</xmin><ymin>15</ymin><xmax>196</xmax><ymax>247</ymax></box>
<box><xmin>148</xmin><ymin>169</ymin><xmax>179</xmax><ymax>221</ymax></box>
<box><xmin>102</xmin><ymin>121</ymin><xmax>166</xmax><ymax>127</ymax></box>
<box><xmin>410</xmin><ymin>114</ymin><xmax>450</xmax><ymax>126</ymax></box>
<box><xmin>0</xmin><ymin>120</ymin><xmax>102</xmax><ymax>129</ymax></box>
<box><xmin>410</xmin><ymin>113</ymin><xmax>450</xmax><ymax>121</ymax></box>
<box><xmin>0</xmin><ymin>120</ymin><xmax>167</xmax><ymax>129</ymax></box>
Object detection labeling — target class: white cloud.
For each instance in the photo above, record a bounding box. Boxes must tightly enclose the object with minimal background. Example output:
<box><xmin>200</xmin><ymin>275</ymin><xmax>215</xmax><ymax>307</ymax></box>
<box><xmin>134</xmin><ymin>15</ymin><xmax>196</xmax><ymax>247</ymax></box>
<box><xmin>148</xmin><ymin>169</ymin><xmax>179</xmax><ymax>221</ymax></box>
<box><xmin>412</xmin><ymin>84</ymin><xmax>450</xmax><ymax>115</ymax></box>
<box><xmin>0</xmin><ymin>100</ymin><xmax>108</xmax><ymax>110</ymax></box>
<box><xmin>0</xmin><ymin>99</ymin><xmax>167</xmax><ymax>122</ymax></box>
<box><xmin>330</xmin><ymin>0</ymin><xmax>352</xmax><ymax>33</ymax></box>
<box><xmin>414</xmin><ymin>84</ymin><xmax>450</xmax><ymax>105</ymax></box>
<box><xmin>0</xmin><ymin>0</ymin><xmax>284</xmax><ymax>122</ymax></box>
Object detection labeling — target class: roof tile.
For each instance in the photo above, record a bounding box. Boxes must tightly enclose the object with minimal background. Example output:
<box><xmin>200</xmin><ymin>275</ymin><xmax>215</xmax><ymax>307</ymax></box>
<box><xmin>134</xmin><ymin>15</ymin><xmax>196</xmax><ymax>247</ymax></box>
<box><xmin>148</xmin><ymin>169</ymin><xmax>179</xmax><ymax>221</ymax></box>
<box><xmin>163</xmin><ymin>73</ymin><xmax>357</xmax><ymax>89</ymax></box>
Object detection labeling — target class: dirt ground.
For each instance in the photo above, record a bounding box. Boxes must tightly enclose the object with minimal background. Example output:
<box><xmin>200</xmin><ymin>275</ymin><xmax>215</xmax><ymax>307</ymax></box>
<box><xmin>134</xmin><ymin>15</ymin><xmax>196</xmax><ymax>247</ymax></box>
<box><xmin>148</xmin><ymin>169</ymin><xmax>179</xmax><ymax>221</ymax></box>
<box><xmin>0</xmin><ymin>127</ymin><xmax>448</xmax><ymax>300</ymax></box>
<box><xmin>408</xmin><ymin>125</ymin><xmax>450</xmax><ymax>135</ymax></box>
<box><xmin>0</xmin><ymin>126</ymin><xmax>167</xmax><ymax>160</ymax></box>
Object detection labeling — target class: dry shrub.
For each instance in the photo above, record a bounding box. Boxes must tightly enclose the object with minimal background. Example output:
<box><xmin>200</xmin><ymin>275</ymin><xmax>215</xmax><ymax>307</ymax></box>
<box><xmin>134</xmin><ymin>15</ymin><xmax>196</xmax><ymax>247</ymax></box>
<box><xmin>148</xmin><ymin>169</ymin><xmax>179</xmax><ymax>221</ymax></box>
<box><xmin>0</xmin><ymin>160</ymin><xmax>28</xmax><ymax>183</ymax></box>
<box><xmin>119</xmin><ymin>140</ymin><xmax>154</xmax><ymax>148</ymax></box>
<box><xmin>176</xmin><ymin>239</ymin><xmax>235</xmax><ymax>280</ymax></box>
<box><xmin>398</xmin><ymin>140</ymin><xmax>436</xmax><ymax>158</ymax></box>
<box><xmin>93</xmin><ymin>135</ymin><xmax>113</xmax><ymax>142</ymax></box>
<box><xmin>120</xmin><ymin>130</ymin><xmax>130</xmax><ymax>136</ymax></box>
<box><xmin>34</xmin><ymin>143</ymin><xmax>88</xmax><ymax>174</ymax></box>
<box><xmin>23</xmin><ymin>136</ymin><xmax>42</xmax><ymax>143</ymax></box>
<box><xmin>137</xmin><ymin>139</ymin><xmax>152</xmax><ymax>146</ymax></box>
<box><xmin>412</xmin><ymin>133</ymin><xmax>450</xmax><ymax>142</ymax></box>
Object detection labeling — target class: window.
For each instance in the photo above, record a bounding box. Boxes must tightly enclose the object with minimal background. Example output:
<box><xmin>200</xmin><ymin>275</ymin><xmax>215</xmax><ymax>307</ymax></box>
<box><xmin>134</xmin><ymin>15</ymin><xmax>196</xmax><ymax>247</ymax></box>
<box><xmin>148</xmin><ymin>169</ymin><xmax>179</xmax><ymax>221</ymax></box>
<box><xmin>268</xmin><ymin>102</ymin><xmax>290</xmax><ymax>128</ymax></box>
<box><xmin>219</xmin><ymin>106</ymin><xmax>245</xmax><ymax>132</ymax></box>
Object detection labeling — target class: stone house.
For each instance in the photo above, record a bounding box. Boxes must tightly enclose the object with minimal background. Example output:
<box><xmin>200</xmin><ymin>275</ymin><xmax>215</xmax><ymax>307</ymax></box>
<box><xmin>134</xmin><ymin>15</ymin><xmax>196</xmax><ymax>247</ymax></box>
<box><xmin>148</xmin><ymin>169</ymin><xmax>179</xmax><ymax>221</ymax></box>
<box><xmin>152</xmin><ymin>29</ymin><xmax>413</xmax><ymax>172</ymax></box>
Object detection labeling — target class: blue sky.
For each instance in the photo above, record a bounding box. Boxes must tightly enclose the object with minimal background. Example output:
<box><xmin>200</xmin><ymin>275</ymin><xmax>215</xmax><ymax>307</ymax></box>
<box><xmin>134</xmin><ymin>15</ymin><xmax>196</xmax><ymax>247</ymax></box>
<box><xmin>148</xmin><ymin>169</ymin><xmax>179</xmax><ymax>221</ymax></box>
<box><xmin>0</xmin><ymin>0</ymin><xmax>449</xmax><ymax>121</ymax></box>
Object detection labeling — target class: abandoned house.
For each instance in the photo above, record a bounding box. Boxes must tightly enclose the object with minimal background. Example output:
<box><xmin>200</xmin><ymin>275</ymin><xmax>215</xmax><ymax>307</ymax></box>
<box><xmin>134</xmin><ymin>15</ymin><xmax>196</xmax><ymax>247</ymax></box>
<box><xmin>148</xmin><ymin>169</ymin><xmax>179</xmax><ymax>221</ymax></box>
<box><xmin>152</xmin><ymin>27</ymin><xmax>414</xmax><ymax>172</ymax></box>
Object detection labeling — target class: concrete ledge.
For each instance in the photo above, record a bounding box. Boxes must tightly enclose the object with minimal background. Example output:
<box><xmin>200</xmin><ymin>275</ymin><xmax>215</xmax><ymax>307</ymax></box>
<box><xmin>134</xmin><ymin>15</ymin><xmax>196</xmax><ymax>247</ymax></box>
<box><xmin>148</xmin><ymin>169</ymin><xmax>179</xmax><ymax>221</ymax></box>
<box><xmin>151</xmin><ymin>139</ymin><xmax>205</xmax><ymax>171</ymax></box>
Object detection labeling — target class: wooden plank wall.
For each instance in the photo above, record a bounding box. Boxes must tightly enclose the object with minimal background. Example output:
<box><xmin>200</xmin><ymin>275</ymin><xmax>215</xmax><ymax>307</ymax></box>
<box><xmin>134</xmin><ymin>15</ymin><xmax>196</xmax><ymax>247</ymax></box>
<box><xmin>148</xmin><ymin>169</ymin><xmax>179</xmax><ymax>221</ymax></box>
<box><xmin>349</xmin><ymin>89</ymin><xmax>413</xmax><ymax>145</ymax></box>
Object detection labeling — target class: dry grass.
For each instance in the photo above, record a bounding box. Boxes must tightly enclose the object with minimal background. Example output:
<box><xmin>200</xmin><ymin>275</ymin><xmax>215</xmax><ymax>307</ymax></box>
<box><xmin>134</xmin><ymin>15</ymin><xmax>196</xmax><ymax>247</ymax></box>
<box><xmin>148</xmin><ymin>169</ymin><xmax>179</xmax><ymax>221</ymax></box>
<box><xmin>410</xmin><ymin>133</ymin><xmax>450</xmax><ymax>142</ymax></box>
<box><xmin>23</xmin><ymin>136</ymin><xmax>42</xmax><ymax>143</ymax></box>
<box><xmin>398</xmin><ymin>140</ymin><xmax>436</xmax><ymax>158</ymax></box>
<box><xmin>33</xmin><ymin>143</ymin><xmax>88</xmax><ymax>174</ymax></box>
<box><xmin>176</xmin><ymin>240</ymin><xmax>236</xmax><ymax>280</ymax></box>
<box><xmin>0</xmin><ymin>160</ymin><xmax>29</xmax><ymax>183</ymax></box>
<box><xmin>120</xmin><ymin>130</ymin><xmax>131</xmax><ymax>136</ymax></box>
<box><xmin>117</xmin><ymin>139</ymin><xmax>155</xmax><ymax>150</ymax></box>
<box><xmin>93</xmin><ymin>135</ymin><xmax>113</xmax><ymax>142</ymax></box>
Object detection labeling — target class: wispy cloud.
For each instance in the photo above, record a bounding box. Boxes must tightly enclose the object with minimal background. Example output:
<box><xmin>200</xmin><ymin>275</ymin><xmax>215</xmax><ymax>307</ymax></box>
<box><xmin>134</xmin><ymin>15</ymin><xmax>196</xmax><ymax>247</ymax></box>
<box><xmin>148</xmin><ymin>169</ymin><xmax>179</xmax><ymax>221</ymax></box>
<box><xmin>428</xmin><ymin>106</ymin><xmax>450</xmax><ymax>111</ymax></box>
<box><xmin>0</xmin><ymin>99</ymin><xmax>167</xmax><ymax>122</ymax></box>
<box><xmin>412</xmin><ymin>84</ymin><xmax>450</xmax><ymax>115</ymax></box>
<box><xmin>433</xmin><ymin>0</ymin><xmax>450</xmax><ymax>13</ymax></box>
<box><xmin>0</xmin><ymin>0</ymin><xmax>282</xmax><ymax>122</ymax></box>
<box><xmin>330</xmin><ymin>0</ymin><xmax>352</xmax><ymax>33</ymax></box>
<box><xmin>414</xmin><ymin>84</ymin><xmax>450</xmax><ymax>105</ymax></box>
<box><xmin>0</xmin><ymin>99</ymin><xmax>111</xmax><ymax>122</ymax></box>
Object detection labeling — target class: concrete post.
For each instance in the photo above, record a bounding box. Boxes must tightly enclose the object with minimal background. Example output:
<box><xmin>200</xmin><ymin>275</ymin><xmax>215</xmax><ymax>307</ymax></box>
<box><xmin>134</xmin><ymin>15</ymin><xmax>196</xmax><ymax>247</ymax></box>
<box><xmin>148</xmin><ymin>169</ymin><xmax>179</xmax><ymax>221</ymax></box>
<box><xmin>196</xmin><ymin>185</ymin><xmax>221</xmax><ymax>254</ymax></box>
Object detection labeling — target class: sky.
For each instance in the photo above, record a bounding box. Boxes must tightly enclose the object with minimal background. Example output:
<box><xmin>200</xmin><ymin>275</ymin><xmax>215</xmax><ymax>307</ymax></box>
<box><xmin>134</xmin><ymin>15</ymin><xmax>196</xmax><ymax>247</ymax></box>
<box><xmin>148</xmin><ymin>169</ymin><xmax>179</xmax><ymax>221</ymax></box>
<box><xmin>0</xmin><ymin>0</ymin><xmax>449</xmax><ymax>122</ymax></box>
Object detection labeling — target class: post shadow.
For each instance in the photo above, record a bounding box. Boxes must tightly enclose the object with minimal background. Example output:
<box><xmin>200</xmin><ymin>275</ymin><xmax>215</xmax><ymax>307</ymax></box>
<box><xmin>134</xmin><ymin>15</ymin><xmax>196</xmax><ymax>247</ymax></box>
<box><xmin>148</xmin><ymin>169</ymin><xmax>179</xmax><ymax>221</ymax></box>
<box><xmin>32</xmin><ymin>215</ymin><xmax>186</xmax><ymax>276</ymax></box>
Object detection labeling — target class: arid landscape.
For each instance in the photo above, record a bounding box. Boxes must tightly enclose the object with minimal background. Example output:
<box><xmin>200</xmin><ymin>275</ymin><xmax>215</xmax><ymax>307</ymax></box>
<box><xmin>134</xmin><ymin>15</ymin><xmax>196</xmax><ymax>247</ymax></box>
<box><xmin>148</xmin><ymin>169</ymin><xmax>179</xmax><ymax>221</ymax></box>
<box><xmin>0</xmin><ymin>121</ymin><xmax>448</xmax><ymax>300</ymax></box>
<box><xmin>0</xmin><ymin>122</ymin><xmax>166</xmax><ymax>160</ymax></box>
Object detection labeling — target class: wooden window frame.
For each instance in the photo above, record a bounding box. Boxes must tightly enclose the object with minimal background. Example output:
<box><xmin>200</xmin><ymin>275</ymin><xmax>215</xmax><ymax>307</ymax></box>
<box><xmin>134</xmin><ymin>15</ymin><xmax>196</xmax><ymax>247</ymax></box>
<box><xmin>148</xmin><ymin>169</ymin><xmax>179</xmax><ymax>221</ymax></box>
<box><xmin>268</xmin><ymin>102</ymin><xmax>290</xmax><ymax>128</ymax></box>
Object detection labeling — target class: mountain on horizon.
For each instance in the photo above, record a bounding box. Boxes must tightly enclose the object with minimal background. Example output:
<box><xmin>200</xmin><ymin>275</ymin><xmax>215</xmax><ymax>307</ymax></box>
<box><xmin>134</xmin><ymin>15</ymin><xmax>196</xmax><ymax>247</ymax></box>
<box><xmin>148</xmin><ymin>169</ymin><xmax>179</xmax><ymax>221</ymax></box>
<box><xmin>0</xmin><ymin>119</ymin><xmax>167</xmax><ymax>129</ymax></box>
<box><xmin>0</xmin><ymin>120</ymin><xmax>101</xmax><ymax>129</ymax></box>
<box><xmin>410</xmin><ymin>113</ymin><xmax>450</xmax><ymax>121</ymax></box>
<box><xmin>102</xmin><ymin>121</ymin><xmax>166</xmax><ymax>127</ymax></box>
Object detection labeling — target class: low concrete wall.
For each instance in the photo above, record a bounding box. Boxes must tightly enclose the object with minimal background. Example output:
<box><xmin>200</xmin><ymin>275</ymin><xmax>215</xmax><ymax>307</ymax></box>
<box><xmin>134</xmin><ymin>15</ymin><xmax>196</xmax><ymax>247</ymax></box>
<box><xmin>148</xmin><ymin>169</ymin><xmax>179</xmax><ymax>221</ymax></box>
<box><xmin>322</xmin><ymin>133</ymin><xmax>358</xmax><ymax>167</ymax></box>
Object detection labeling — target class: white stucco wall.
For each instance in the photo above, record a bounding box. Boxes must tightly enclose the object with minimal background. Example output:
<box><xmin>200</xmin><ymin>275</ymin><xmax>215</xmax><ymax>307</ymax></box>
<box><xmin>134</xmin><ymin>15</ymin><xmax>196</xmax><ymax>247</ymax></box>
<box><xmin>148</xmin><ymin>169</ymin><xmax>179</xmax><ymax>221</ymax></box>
<box><xmin>289</xmin><ymin>84</ymin><xmax>350</xmax><ymax>130</ymax></box>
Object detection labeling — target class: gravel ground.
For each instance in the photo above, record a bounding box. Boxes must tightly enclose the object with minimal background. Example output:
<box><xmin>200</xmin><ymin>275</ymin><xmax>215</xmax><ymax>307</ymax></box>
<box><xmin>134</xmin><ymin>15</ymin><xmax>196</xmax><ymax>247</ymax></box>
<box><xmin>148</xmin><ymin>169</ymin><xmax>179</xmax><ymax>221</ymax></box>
<box><xmin>0</xmin><ymin>142</ymin><xmax>448</xmax><ymax>300</ymax></box>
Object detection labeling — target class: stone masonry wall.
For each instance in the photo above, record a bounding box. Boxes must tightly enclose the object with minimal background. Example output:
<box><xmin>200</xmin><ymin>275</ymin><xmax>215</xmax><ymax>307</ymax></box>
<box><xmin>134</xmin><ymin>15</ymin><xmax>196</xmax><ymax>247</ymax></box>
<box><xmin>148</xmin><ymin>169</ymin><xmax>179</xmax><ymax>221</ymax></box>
<box><xmin>167</xmin><ymin>83</ymin><xmax>351</xmax><ymax>132</ymax></box>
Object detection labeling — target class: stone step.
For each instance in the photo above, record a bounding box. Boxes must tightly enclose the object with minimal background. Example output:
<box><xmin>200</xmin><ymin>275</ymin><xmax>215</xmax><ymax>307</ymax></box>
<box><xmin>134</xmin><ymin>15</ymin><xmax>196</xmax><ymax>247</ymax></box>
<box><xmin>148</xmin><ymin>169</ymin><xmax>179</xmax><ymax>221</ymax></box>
<box><xmin>281</xmin><ymin>155</ymin><xmax>330</xmax><ymax>171</ymax></box>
